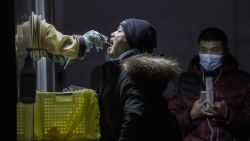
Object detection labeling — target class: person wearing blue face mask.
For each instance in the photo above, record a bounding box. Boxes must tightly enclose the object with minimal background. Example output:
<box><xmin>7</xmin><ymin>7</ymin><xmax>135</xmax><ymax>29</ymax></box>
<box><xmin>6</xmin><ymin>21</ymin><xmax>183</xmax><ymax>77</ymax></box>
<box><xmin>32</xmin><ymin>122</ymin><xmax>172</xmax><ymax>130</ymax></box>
<box><xmin>199</xmin><ymin>53</ymin><xmax>222</xmax><ymax>72</ymax></box>
<box><xmin>168</xmin><ymin>27</ymin><xmax>250</xmax><ymax>141</ymax></box>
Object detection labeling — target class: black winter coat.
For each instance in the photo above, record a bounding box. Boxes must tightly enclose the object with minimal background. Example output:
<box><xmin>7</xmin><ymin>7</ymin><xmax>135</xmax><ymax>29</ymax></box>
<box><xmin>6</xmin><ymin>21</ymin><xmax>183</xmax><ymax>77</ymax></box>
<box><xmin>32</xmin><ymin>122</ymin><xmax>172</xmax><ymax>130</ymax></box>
<box><xmin>98</xmin><ymin>49</ymin><xmax>182</xmax><ymax>141</ymax></box>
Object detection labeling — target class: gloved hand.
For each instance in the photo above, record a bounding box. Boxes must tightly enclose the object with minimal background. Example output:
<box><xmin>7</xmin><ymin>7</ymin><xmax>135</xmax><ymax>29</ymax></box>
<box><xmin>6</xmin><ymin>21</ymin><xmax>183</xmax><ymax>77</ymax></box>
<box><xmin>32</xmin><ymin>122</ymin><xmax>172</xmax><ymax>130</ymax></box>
<box><xmin>83</xmin><ymin>30</ymin><xmax>108</xmax><ymax>52</ymax></box>
<box><xmin>78</xmin><ymin>30</ymin><xmax>108</xmax><ymax>59</ymax></box>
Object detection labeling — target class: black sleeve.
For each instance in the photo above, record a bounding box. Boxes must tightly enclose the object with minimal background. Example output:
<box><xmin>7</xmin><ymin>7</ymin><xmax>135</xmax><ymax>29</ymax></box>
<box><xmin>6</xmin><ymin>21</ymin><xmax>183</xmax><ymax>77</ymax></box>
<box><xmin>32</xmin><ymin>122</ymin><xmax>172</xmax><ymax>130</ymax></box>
<box><xmin>118</xmin><ymin>71</ymin><xmax>148</xmax><ymax>141</ymax></box>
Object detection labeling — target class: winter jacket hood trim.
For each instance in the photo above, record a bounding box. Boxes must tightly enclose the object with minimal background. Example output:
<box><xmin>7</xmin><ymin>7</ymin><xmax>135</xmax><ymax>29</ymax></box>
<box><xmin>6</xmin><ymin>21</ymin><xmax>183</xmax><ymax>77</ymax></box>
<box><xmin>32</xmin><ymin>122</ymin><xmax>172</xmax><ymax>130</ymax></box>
<box><xmin>121</xmin><ymin>54</ymin><xmax>180</xmax><ymax>81</ymax></box>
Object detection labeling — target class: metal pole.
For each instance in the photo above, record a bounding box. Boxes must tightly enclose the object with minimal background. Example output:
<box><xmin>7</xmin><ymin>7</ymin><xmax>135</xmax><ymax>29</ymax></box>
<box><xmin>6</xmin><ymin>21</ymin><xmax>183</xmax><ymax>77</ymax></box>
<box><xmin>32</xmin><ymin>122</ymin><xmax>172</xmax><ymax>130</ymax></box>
<box><xmin>35</xmin><ymin>0</ymin><xmax>47</xmax><ymax>92</ymax></box>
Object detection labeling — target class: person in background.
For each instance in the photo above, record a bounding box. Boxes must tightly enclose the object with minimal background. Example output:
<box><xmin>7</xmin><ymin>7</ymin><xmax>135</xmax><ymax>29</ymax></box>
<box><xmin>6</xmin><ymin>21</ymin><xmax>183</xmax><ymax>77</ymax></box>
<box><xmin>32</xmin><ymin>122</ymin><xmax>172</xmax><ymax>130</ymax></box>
<box><xmin>168</xmin><ymin>27</ymin><xmax>250</xmax><ymax>141</ymax></box>
<box><xmin>98</xmin><ymin>18</ymin><xmax>182</xmax><ymax>141</ymax></box>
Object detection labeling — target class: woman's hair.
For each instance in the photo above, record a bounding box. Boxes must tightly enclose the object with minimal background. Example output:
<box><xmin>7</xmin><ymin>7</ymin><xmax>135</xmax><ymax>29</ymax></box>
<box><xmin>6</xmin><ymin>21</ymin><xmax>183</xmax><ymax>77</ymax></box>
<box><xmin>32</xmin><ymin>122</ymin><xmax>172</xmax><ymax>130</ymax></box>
<box><xmin>120</xmin><ymin>18</ymin><xmax>157</xmax><ymax>53</ymax></box>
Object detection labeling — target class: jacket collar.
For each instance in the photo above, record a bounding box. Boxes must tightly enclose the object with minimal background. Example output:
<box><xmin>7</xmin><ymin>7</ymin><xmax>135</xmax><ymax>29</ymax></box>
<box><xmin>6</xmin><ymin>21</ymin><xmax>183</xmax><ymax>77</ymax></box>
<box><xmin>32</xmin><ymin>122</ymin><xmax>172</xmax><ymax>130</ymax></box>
<box><xmin>105</xmin><ymin>49</ymin><xmax>142</xmax><ymax>64</ymax></box>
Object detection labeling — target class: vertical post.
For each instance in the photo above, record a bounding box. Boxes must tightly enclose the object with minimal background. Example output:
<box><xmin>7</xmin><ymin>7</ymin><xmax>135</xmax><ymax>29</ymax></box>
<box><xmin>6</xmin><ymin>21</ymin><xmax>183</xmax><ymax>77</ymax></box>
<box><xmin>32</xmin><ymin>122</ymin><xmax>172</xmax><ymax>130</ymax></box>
<box><xmin>35</xmin><ymin>0</ymin><xmax>48</xmax><ymax>92</ymax></box>
<box><xmin>45</xmin><ymin>0</ymin><xmax>56</xmax><ymax>92</ymax></box>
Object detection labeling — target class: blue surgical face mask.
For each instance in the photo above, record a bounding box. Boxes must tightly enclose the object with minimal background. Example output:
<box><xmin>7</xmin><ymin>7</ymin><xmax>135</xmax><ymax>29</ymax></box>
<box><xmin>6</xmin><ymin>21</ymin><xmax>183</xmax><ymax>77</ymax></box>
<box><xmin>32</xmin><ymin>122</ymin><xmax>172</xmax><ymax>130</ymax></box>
<box><xmin>199</xmin><ymin>53</ymin><xmax>222</xmax><ymax>71</ymax></box>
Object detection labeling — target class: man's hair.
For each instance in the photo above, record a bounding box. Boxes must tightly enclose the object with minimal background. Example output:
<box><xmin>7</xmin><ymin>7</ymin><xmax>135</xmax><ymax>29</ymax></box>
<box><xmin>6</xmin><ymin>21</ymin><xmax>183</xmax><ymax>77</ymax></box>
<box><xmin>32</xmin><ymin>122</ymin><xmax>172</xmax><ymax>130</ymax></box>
<box><xmin>198</xmin><ymin>27</ymin><xmax>228</xmax><ymax>52</ymax></box>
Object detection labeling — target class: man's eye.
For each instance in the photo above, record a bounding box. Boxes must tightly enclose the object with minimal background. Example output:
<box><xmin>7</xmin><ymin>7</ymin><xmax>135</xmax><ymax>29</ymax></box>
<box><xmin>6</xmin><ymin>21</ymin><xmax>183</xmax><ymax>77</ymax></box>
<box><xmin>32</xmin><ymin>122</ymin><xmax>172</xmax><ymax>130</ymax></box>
<box><xmin>211</xmin><ymin>49</ymin><xmax>221</xmax><ymax>53</ymax></box>
<box><xmin>212</xmin><ymin>50</ymin><xmax>218</xmax><ymax>53</ymax></box>
<box><xmin>200</xmin><ymin>49</ymin><xmax>207</xmax><ymax>52</ymax></box>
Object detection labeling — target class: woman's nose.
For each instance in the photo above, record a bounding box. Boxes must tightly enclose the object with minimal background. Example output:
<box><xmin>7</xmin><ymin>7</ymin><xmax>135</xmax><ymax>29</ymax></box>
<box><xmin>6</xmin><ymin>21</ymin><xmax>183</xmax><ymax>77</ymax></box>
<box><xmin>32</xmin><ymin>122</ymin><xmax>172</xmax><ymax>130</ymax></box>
<box><xmin>111</xmin><ymin>32</ymin><xmax>115</xmax><ymax>38</ymax></box>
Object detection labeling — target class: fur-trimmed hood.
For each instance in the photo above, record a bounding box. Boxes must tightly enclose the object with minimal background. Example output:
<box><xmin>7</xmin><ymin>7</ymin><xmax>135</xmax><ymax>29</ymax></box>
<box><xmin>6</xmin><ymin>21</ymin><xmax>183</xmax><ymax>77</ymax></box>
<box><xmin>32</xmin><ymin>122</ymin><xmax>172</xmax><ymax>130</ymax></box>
<box><xmin>121</xmin><ymin>54</ymin><xmax>180</xmax><ymax>81</ymax></box>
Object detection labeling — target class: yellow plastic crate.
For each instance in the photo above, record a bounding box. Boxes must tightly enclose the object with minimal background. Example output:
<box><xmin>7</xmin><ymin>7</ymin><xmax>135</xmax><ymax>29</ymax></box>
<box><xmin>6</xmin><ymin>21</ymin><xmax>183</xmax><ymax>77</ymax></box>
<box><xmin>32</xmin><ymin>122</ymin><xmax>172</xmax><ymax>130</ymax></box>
<box><xmin>17</xmin><ymin>89</ymin><xmax>100</xmax><ymax>141</ymax></box>
<box><xmin>17</xmin><ymin>103</ymin><xmax>34</xmax><ymax>140</ymax></box>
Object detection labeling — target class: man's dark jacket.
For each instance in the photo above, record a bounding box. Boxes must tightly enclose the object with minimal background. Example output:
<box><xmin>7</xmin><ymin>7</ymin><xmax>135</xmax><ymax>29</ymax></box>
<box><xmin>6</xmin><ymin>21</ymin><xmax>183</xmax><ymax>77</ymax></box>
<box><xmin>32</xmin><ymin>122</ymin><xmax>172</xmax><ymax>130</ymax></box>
<box><xmin>168</xmin><ymin>54</ymin><xmax>250</xmax><ymax>141</ymax></box>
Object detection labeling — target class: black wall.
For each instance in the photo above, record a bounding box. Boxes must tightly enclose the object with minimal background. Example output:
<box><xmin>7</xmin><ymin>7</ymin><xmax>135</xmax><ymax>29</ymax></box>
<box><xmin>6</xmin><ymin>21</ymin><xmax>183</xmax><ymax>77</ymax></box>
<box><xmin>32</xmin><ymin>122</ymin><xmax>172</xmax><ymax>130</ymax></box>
<box><xmin>53</xmin><ymin>0</ymin><xmax>250</xmax><ymax>90</ymax></box>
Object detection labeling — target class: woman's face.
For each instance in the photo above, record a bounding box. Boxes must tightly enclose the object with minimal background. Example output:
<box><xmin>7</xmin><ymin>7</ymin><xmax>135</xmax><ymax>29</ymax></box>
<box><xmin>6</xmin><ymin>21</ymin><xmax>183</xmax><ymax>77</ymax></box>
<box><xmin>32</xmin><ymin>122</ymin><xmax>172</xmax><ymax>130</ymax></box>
<box><xmin>107</xmin><ymin>26</ymin><xmax>129</xmax><ymax>59</ymax></box>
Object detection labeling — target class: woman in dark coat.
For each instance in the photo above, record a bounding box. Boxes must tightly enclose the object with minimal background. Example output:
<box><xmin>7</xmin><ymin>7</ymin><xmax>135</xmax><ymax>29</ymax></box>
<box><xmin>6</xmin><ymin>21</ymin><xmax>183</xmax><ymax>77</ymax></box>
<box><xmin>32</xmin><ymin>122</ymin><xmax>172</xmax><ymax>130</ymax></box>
<box><xmin>98</xmin><ymin>18</ymin><xmax>182</xmax><ymax>141</ymax></box>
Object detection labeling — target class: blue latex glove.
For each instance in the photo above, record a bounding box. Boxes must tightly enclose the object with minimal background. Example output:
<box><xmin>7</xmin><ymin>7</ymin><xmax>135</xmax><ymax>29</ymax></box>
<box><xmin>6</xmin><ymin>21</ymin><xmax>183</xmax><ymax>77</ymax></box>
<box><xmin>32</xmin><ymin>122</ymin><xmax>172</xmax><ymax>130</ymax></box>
<box><xmin>77</xmin><ymin>30</ymin><xmax>108</xmax><ymax>60</ymax></box>
<box><xmin>81</xmin><ymin>30</ymin><xmax>108</xmax><ymax>52</ymax></box>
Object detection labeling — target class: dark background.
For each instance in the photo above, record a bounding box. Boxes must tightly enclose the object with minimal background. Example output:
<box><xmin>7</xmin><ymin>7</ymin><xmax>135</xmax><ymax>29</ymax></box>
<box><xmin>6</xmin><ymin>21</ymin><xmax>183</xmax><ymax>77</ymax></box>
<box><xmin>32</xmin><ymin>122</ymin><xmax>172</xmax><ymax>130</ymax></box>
<box><xmin>53</xmin><ymin>0</ymin><xmax>250</xmax><ymax>91</ymax></box>
<box><xmin>8</xmin><ymin>0</ymin><xmax>250</xmax><ymax>140</ymax></box>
